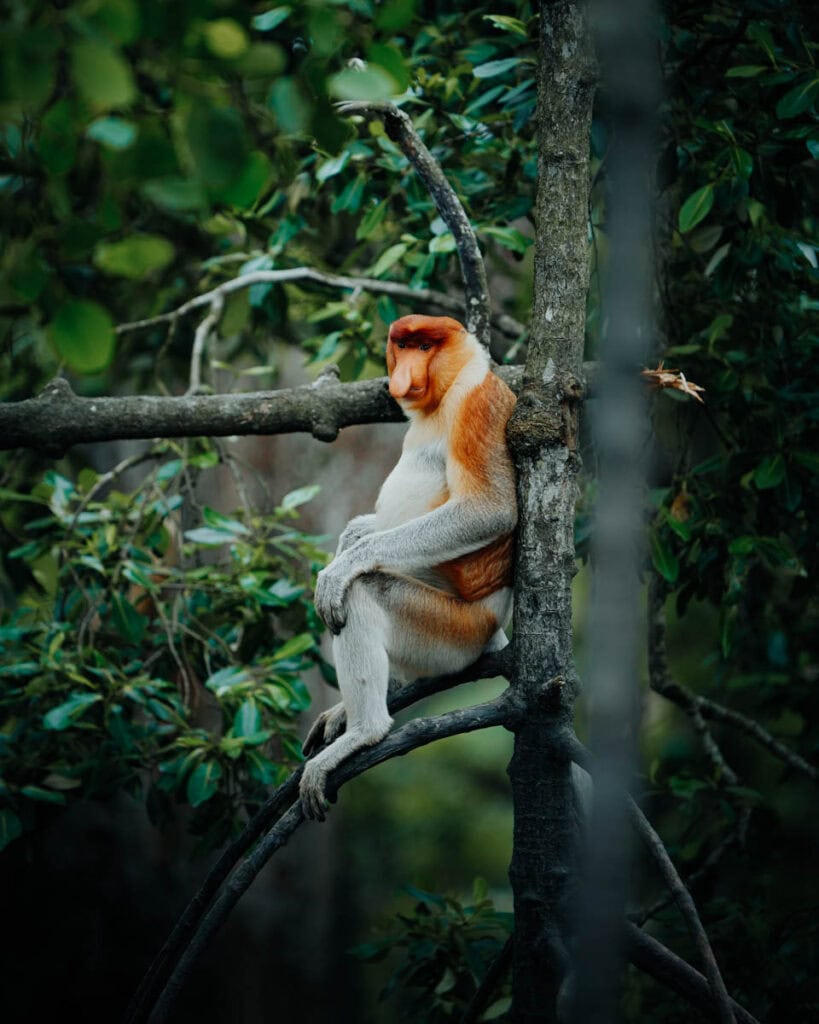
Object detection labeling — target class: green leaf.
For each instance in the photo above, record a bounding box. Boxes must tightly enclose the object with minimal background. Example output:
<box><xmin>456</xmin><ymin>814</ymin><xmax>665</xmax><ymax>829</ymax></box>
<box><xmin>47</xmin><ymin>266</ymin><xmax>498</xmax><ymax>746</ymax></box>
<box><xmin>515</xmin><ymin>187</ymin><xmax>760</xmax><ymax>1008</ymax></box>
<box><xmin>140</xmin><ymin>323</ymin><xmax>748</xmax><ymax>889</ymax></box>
<box><xmin>367</xmin><ymin>242</ymin><xmax>408</xmax><ymax>278</ymax></box>
<box><xmin>143</xmin><ymin>177</ymin><xmax>208</xmax><ymax>212</ymax></box>
<box><xmin>252</xmin><ymin>7</ymin><xmax>291</xmax><ymax>32</ymax></box>
<box><xmin>268</xmin><ymin>77</ymin><xmax>310</xmax><ymax>134</ymax></box>
<box><xmin>203</xmin><ymin>19</ymin><xmax>248</xmax><ymax>59</ymax></box>
<box><xmin>725</xmin><ymin>65</ymin><xmax>767</xmax><ymax>78</ymax></box>
<box><xmin>281</xmin><ymin>484</ymin><xmax>320</xmax><ymax>510</ymax></box>
<box><xmin>650</xmin><ymin>532</ymin><xmax>679</xmax><ymax>584</ymax></box>
<box><xmin>49</xmin><ymin>300</ymin><xmax>116</xmax><ymax>374</ymax></box>
<box><xmin>0</xmin><ymin>809</ymin><xmax>22</xmax><ymax>851</ymax></box>
<box><xmin>482</xmin><ymin>225</ymin><xmax>533</xmax><ymax>254</ymax></box>
<box><xmin>368</xmin><ymin>43</ymin><xmax>411</xmax><ymax>92</ymax></box>
<box><xmin>730</xmin><ymin>147</ymin><xmax>753</xmax><ymax>180</ymax></box>
<box><xmin>356</xmin><ymin>200</ymin><xmax>388</xmax><ymax>240</ymax></box>
<box><xmin>86</xmin><ymin>116</ymin><xmax>136</xmax><ymax>151</ymax></box>
<box><xmin>482</xmin><ymin>15</ymin><xmax>528</xmax><ymax>38</ymax></box>
<box><xmin>185</xmin><ymin>104</ymin><xmax>249</xmax><ymax>193</ymax></box>
<box><xmin>375</xmin><ymin>0</ymin><xmax>416</xmax><ymax>31</ymax></box>
<box><xmin>753</xmin><ymin>454</ymin><xmax>786</xmax><ymax>489</ymax></box>
<box><xmin>184</xmin><ymin>527</ymin><xmax>237</xmax><ymax>546</ymax></box>
<box><xmin>220</xmin><ymin>151</ymin><xmax>272</xmax><ymax>208</ymax></box>
<box><xmin>203</xmin><ymin>507</ymin><xmax>250</xmax><ymax>535</ymax></box>
<box><xmin>232</xmin><ymin>699</ymin><xmax>262</xmax><ymax>738</ymax></box>
<box><xmin>481</xmin><ymin>997</ymin><xmax>513</xmax><ymax>1021</ymax></box>
<box><xmin>206</xmin><ymin>666</ymin><xmax>251</xmax><ymax>695</ymax></box>
<box><xmin>473</xmin><ymin>58</ymin><xmax>525</xmax><ymax>79</ymax></box>
<box><xmin>43</xmin><ymin>692</ymin><xmax>102</xmax><ymax>731</ymax></box>
<box><xmin>94</xmin><ymin>235</ymin><xmax>175</xmax><ymax>280</ymax></box>
<box><xmin>21</xmin><ymin>785</ymin><xmax>66</xmax><ymax>805</ymax></box>
<box><xmin>186</xmin><ymin>760</ymin><xmax>222</xmax><ymax>807</ymax></box>
<box><xmin>110</xmin><ymin>593</ymin><xmax>147</xmax><ymax>643</ymax></box>
<box><xmin>273</xmin><ymin>633</ymin><xmax>314</xmax><ymax>661</ymax></box>
<box><xmin>429</xmin><ymin>233</ymin><xmax>456</xmax><ymax>254</ymax></box>
<box><xmin>678</xmin><ymin>184</ymin><xmax>714</xmax><ymax>233</ymax></box>
<box><xmin>70</xmin><ymin>40</ymin><xmax>136</xmax><ymax>109</ymax></box>
<box><xmin>776</xmin><ymin>77</ymin><xmax>819</xmax><ymax>119</ymax></box>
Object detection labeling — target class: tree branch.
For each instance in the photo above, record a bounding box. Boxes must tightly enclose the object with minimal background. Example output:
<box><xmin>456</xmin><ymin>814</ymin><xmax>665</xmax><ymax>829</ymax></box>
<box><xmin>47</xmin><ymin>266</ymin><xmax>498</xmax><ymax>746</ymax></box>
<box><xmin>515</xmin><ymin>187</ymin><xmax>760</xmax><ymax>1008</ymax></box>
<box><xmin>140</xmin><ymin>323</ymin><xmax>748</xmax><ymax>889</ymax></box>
<box><xmin>568</xmin><ymin>737</ymin><xmax>736</xmax><ymax>1024</ymax></box>
<box><xmin>337</xmin><ymin>102</ymin><xmax>492</xmax><ymax>349</ymax></box>
<box><xmin>115</xmin><ymin>266</ymin><xmax>525</xmax><ymax>343</ymax></box>
<box><xmin>142</xmin><ymin>692</ymin><xmax>519</xmax><ymax>1024</ymax></box>
<box><xmin>457</xmin><ymin>926</ymin><xmax>762</xmax><ymax>1024</ymax></box>
<box><xmin>648</xmin><ymin>578</ymin><xmax>817</xmax><ymax>783</ymax></box>
<box><xmin>626</xmin><ymin>924</ymin><xmax>760</xmax><ymax>1024</ymax></box>
<box><xmin>125</xmin><ymin>657</ymin><xmax>514</xmax><ymax>1024</ymax></box>
<box><xmin>0</xmin><ymin>366</ymin><xmax>521</xmax><ymax>456</ymax></box>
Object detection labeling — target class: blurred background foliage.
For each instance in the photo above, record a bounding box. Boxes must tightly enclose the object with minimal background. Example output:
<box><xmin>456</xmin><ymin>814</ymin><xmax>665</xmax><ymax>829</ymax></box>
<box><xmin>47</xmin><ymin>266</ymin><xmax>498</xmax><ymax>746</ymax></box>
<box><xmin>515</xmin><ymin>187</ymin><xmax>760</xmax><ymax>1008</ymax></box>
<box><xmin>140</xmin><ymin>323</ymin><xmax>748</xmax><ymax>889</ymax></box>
<box><xmin>0</xmin><ymin>0</ymin><xmax>817</xmax><ymax>1021</ymax></box>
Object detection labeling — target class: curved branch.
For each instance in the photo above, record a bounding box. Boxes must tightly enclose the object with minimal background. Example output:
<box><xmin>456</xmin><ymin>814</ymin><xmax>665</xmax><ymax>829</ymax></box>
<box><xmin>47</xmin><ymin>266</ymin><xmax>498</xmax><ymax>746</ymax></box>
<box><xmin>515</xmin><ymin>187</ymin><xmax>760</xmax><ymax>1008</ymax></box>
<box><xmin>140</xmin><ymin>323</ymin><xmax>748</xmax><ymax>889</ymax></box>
<box><xmin>457</xmin><ymin>927</ymin><xmax>762</xmax><ymax>1024</ymax></box>
<box><xmin>127</xmin><ymin>652</ymin><xmax>511</xmax><ymax>1024</ymax></box>
<box><xmin>116</xmin><ymin>266</ymin><xmax>524</xmax><ymax>342</ymax></box>
<box><xmin>144</xmin><ymin>692</ymin><xmax>519</xmax><ymax>1023</ymax></box>
<box><xmin>338</xmin><ymin>102</ymin><xmax>491</xmax><ymax>349</ymax></box>
<box><xmin>626</xmin><ymin>924</ymin><xmax>760</xmax><ymax>1024</ymax></box>
<box><xmin>648</xmin><ymin>578</ymin><xmax>817</xmax><ymax>783</ymax></box>
<box><xmin>568</xmin><ymin>737</ymin><xmax>735</xmax><ymax>1024</ymax></box>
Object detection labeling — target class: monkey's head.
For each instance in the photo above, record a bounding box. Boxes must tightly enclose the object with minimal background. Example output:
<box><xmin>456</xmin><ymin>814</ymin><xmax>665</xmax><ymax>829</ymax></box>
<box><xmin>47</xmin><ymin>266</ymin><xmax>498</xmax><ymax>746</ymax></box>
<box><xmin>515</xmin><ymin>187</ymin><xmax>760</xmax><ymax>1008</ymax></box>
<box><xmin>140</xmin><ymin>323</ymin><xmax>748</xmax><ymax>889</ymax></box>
<box><xmin>386</xmin><ymin>315</ymin><xmax>471</xmax><ymax>413</ymax></box>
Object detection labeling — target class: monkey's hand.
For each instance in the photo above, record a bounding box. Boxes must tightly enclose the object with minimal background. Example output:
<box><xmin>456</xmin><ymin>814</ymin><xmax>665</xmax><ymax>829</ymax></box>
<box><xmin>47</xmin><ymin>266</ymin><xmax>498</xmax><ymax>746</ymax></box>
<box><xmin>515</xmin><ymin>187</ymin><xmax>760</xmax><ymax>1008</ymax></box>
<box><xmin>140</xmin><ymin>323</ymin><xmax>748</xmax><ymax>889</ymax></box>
<box><xmin>336</xmin><ymin>514</ymin><xmax>376</xmax><ymax>557</ymax></box>
<box><xmin>314</xmin><ymin>554</ymin><xmax>359</xmax><ymax>634</ymax></box>
<box><xmin>300</xmin><ymin>760</ymin><xmax>331</xmax><ymax>821</ymax></box>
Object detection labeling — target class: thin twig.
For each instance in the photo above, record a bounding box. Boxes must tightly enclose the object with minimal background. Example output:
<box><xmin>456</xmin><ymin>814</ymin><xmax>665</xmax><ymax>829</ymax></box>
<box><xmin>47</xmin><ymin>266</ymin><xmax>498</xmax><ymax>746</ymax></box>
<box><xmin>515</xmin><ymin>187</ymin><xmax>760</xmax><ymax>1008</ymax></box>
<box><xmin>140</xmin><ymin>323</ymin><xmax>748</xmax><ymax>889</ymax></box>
<box><xmin>188</xmin><ymin>295</ymin><xmax>223</xmax><ymax>395</ymax></box>
<box><xmin>337</xmin><ymin>102</ymin><xmax>492</xmax><ymax>349</ymax></box>
<box><xmin>568</xmin><ymin>737</ymin><xmax>736</xmax><ymax>1024</ymax></box>
<box><xmin>115</xmin><ymin>267</ymin><xmax>523</xmax><ymax>342</ymax></box>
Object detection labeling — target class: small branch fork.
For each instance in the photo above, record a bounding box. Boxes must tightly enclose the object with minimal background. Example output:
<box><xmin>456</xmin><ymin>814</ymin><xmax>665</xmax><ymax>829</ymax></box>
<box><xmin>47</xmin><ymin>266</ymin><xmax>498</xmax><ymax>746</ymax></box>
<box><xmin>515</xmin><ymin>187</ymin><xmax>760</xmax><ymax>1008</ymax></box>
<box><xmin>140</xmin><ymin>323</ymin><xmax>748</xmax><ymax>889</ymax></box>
<box><xmin>127</xmin><ymin>653</ymin><xmax>756</xmax><ymax>1024</ymax></box>
<box><xmin>337</xmin><ymin>101</ymin><xmax>492</xmax><ymax>349</ymax></box>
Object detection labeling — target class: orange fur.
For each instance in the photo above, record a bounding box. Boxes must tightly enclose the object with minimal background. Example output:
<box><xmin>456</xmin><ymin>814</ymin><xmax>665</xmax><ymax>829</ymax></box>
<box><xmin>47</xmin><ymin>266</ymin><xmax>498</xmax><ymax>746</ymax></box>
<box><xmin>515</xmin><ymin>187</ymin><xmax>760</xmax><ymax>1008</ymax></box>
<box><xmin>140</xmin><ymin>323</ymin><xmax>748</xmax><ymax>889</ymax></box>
<box><xmin>376</xmin><ymin>571</ymin><xmax>499</xmax><ymax>646</ymax></box>
<box><xmin>437</xmin><ymin>532</ymin><xmax>515</xmax><ymax>603</ymax></box>
<box><xmin>450</xmin><ymin>371</ymin><xmax>517</xmax><ymax>489</ymax></box>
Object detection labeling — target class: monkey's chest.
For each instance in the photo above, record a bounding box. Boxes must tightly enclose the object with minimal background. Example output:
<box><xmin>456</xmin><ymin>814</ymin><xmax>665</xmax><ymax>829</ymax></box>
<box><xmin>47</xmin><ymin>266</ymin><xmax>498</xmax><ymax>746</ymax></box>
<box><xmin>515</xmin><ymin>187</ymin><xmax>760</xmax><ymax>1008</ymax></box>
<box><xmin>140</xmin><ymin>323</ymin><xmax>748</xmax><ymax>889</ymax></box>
<box><xmin>374</xmin><ymin>446</ymin><xmax>447</xmax><ymax>530</ymax></box>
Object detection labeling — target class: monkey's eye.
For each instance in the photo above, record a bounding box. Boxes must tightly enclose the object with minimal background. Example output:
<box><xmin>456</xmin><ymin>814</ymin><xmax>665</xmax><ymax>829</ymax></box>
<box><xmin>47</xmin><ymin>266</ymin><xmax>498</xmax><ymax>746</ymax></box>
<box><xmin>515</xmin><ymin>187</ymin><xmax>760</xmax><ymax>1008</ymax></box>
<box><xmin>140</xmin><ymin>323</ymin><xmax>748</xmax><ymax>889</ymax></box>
<box><xmin>419</xmin><ymin>343</ymin><xmax>431</xmax><ymax>352</ymax></box>
<box><xmin>397</xmin><ymin>342</ymin><xmax>407</xmax><ymax>349</ymax></box>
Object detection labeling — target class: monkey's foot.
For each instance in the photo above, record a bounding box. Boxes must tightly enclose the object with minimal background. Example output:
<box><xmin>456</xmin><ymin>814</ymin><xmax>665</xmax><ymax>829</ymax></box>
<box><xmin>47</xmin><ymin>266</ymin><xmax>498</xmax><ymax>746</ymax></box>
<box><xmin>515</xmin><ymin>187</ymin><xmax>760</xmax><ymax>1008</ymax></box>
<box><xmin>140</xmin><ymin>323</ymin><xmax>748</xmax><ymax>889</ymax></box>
<box><xmin>302</xmin><ymin>703</ymin><xmax>347</xmax><ymax>757</ymax></box>
<box><xmin>300</xmin><ymin>761</ymin><xmax>331</xmax><ymax>821</ymax></box>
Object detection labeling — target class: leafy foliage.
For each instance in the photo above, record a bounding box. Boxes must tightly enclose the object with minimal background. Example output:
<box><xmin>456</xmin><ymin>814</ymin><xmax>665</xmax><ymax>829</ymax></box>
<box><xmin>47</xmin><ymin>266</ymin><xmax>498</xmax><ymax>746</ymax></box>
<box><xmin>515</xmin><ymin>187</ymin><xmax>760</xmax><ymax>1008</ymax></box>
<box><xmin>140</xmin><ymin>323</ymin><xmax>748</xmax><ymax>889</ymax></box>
<box><xmin>350</xmin><ymin>881</ymin><xmax>512</xmax><ymax>1022</ymax></box>
<box><xmin>0</xmin><ymin>446</ymin><xmax>328</xmax><ymax>851</ymax></box>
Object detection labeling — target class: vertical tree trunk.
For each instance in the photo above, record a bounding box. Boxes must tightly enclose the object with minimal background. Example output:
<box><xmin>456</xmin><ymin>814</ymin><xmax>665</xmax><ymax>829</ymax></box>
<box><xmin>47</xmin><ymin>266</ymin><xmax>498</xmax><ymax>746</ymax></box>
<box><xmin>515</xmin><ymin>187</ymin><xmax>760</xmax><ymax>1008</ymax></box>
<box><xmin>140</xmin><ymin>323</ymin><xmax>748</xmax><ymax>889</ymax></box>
<box><xmin>506</xmin><ymin>2</ymin><xmax>595</xmax><ymax>1020</ymax></box>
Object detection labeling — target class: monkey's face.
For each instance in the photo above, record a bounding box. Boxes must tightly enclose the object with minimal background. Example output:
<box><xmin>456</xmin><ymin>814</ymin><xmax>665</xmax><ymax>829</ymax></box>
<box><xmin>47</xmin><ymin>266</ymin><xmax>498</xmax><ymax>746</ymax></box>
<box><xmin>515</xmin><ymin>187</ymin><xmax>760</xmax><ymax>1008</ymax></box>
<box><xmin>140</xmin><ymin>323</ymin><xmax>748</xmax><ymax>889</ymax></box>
<box><xmin>386</xmin><ymin>315</ymin><xmax>467</xmax><ymax>413</ymax></box>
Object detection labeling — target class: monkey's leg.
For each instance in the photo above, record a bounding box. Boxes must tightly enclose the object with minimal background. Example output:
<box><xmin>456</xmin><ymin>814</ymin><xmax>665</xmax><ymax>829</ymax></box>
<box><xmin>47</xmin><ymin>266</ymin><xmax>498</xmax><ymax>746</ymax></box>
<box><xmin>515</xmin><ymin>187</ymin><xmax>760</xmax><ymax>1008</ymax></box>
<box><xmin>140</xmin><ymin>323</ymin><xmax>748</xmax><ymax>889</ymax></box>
<box><xmin>300</xmin><ymin>573</ymin><xmax>500</xmax><ymax>820</ymax></box>
<box><xmin>300</xmin><ymin>576</ymin><xmax>392</xmax><ymax>820</ymax></box>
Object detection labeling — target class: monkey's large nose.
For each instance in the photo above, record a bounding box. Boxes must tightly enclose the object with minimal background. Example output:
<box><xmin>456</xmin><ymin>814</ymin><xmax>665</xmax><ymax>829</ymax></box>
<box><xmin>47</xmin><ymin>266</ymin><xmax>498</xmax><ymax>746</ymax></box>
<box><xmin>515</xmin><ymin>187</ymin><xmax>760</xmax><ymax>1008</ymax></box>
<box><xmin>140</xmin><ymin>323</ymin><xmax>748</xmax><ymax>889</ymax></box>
<box><xmin>388</xmin><ymin>361</ymin><xmax>415</xmax><ymax>399</ymax></box>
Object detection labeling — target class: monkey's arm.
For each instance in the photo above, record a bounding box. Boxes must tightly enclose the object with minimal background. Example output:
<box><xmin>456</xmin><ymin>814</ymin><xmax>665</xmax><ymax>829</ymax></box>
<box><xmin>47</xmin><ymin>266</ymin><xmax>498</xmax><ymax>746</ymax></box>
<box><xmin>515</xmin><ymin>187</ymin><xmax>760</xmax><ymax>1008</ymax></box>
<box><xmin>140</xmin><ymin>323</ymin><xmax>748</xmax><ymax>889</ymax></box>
<box><xmin>315</xmin><ymin>495</ymin><xmax>514</xmax><ymax>633</ymax></box>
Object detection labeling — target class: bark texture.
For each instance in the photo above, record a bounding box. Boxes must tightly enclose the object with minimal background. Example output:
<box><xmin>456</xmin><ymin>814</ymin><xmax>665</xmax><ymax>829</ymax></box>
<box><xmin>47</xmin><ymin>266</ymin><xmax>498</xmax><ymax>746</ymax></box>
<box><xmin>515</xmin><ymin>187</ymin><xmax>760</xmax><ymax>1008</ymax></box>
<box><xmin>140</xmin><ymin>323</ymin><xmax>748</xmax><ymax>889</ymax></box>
<box><xmin>505</xmin><ymin>2</ymin><xmax>596</xmax><ymax>1020</ymax></box>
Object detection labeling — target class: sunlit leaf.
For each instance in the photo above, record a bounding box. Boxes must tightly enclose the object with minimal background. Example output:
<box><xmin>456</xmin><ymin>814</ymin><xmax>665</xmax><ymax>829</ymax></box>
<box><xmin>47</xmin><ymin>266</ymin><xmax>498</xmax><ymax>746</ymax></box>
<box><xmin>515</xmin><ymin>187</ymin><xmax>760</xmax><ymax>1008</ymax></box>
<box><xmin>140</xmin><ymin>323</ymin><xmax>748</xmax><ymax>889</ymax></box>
<box><xmin>94</xmin><ymin>235</ymin><xmax>175</xmax><ymax>280</ymax></box>
<box><xmin>43</xmin><ymin>693</ymin><xmax>102</xmax><ymax>731</ymax></box>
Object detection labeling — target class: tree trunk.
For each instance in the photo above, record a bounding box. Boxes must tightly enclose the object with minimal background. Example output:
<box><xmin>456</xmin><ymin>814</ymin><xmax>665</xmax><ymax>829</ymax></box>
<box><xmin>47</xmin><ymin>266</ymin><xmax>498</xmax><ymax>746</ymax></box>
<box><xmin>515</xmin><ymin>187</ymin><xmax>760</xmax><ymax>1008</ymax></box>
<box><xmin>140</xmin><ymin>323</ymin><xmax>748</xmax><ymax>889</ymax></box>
<box><xmin>506</xmin><ymin>2</ymin><xmax>595</xmax><ymax>1020</ymax></box>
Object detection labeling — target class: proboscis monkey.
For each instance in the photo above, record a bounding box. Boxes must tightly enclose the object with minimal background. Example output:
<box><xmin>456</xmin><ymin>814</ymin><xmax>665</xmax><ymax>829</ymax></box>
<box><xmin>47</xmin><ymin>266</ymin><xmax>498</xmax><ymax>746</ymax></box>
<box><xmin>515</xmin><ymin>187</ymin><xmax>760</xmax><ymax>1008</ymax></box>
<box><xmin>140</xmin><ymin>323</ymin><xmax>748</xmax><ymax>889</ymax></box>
<box><xmin>300</xmin><ymin>314</ymin><xmax>517</xmax><ymax>819</ymax></box>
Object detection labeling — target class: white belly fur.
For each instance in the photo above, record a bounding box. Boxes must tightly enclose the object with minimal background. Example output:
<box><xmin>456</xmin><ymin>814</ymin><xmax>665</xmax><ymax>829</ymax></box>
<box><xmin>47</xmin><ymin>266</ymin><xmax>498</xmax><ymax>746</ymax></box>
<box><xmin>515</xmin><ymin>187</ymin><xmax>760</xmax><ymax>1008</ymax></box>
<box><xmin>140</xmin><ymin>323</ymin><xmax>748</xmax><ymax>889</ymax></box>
<box><xmin>374</xmin><ymin>443</ymin><xmax>446</xmax><ymax>531</ymax></box>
